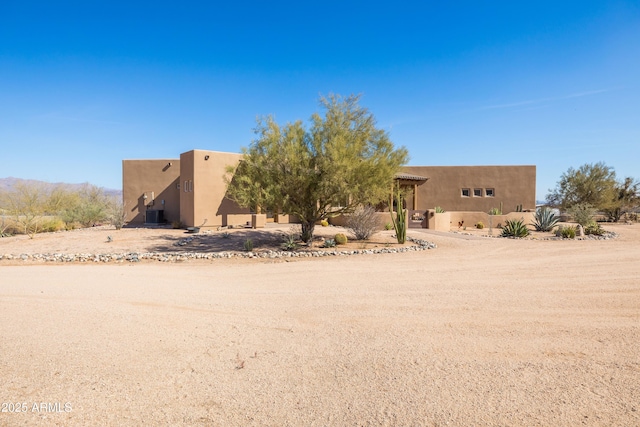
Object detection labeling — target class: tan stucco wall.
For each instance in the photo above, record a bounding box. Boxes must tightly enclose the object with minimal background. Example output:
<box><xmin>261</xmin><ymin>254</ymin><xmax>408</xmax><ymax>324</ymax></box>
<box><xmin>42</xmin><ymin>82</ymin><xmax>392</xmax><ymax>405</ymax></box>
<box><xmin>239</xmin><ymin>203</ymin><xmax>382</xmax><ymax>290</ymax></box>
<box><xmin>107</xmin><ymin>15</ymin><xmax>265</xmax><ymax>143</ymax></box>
<box><xmin>448</xmin><ymin>211</ymin><xmax>535</xmax><ymax>230</ymax></box>
<box><xmin>400</xmin><ymin>165</ymin><xmax>536</xmax><ymax>214</ymax></box>
<box><xmin>180</xmin><ymin>150</ymin><xmax>249</xmax><ymax>228</ymax></box>
<box><xmin>122</xmin><ymin>159</ymin><xmax>180</xmax><ymax>224</ymax></box>
<box><xmin>179</xmin><ymin>151</ymin><xmax>195</xmax><ymax>226</ymax></box>
<box><xmin>424</xmin><ymin>211</ymin><xmax>451</xmax><ymax>231</ymax></box>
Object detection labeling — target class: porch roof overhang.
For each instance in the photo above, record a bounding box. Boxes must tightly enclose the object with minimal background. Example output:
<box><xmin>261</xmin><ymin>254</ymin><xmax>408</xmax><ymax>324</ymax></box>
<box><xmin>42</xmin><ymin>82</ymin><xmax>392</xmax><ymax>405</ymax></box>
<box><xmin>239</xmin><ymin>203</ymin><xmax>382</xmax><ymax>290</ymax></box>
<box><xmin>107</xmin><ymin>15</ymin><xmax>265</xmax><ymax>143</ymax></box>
<box><xmin>394</xmin><ymin>172</ymin><xmax>429</xmax><ymax>185</ymax></box>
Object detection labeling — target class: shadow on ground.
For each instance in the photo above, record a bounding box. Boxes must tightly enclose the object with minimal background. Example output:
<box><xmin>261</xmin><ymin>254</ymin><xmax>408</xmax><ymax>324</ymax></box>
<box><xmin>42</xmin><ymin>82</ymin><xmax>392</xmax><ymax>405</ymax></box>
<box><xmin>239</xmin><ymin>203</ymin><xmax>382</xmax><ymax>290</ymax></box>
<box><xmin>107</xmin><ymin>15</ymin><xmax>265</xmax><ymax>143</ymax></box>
<box><xmin>143</xmin><ymin>229</ymin><xmax>290</xmax><ymax>253</ymax></box>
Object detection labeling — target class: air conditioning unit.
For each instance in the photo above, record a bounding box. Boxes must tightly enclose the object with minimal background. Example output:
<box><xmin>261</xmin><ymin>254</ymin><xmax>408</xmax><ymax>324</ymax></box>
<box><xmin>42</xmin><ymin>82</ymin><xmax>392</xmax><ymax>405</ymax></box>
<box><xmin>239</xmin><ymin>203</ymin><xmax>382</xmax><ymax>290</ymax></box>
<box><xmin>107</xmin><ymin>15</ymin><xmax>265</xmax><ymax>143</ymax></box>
<box><xmin>145</xmin><ymin>210</ymin><xmax>164</xmax><ymax>224</ymax></box>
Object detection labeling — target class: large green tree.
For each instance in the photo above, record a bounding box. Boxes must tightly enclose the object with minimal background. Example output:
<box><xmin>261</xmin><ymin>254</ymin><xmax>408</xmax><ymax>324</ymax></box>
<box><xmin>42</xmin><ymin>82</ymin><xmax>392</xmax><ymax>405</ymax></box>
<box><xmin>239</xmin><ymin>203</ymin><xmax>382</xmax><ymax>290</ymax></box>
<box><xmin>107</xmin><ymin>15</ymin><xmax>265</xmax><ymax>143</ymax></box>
<box><xmin>604</xmin><ymin>177</ymin><xmax>640</xmax><ymax>222</ymax></box>
<box><xmin>547</xmin><ymin>162</ymin><xmax>639</xmax><ymax>222</ymax></box>
<box><xmin>546</xmin><ymin>162</ymin><xmax>618</xmax><ymax>211</ymax></box>
<box><xmin>226</xmin><ymin>94</ymin><xmax>409</xmax><ymax>242</ymax></box>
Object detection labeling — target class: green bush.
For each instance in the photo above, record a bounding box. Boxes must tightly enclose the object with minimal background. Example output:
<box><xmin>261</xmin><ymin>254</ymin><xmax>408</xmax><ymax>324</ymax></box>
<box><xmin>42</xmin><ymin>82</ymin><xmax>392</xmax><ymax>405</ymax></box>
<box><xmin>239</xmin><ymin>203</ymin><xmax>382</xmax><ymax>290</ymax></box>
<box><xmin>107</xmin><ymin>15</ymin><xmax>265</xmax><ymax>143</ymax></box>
<box><xmin>384</xmin><ymin>223</ymin><xmax>393</xmax><ymax>230</ymax></box>
<box><xmin>39</xmin><ymin>217</ymin><xmax>66</xmax><ymax>233</ymax></box>
<box><xmin>334</xmin><ymin>233</ymin><xmax>348</xmax><ymax>245</ymax></box>
<box><xmin>584</xmin><ymin>222</ymin><xmax>605</xmax><ymax>236</ymax></box>
<box><xmin>569</xmin><ymin>203</ymin><xmax>596</xmax><ymax>227</ymax></box>
<box><xmin>320</xmin><ymin>219</ymin><xmax>329</xmax><ymax>227</ymax></box>
<box><xmin>476</xmin><ymin>221</ymin><xmax>484</xmax><ymax>229</ymax></box>
<box><xmin>561</xmin><ymin>225</ymin><xmax>576</xmax><ymax>239</ymax></box>
<box><xmin>489</xmin><ymin>207</ymin><xmax>502</xmax><ymax>215</ymax></box>
<box><xmin>434</xmin><ymin>206</ymin><xmax>445</xmax><ymax>213</ymax></box>
<box><xmin>243</xmin><ymin>238</ymin><xmax>254</xmax><ymax>251</ymax></box>
<box><xmin>531</xmin><ymin>207</ymin><xmax>560</xmax><ymax>232</ymax></box>
<box><xmin>501</xmin><ymin>219</ymin><xmax>530</xmax><ymax>238</ymax></box>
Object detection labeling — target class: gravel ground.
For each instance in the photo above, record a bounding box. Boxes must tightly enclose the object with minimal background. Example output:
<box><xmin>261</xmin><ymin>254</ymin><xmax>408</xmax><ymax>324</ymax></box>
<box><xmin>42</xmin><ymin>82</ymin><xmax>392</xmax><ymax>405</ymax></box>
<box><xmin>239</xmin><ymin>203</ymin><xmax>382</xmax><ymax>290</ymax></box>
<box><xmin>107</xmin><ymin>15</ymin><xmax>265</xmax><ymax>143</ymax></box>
<box><xmin>1</xmin><ymin>223</ymin><xmax>639</xmax><ymax>426</ymax></box>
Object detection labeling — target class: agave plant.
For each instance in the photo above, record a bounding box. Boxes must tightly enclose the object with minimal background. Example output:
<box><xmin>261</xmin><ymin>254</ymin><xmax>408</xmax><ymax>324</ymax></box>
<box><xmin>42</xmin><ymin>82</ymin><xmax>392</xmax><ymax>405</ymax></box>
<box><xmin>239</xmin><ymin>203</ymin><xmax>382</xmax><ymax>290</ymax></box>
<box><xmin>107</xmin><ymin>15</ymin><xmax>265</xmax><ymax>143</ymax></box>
<box><xmin>322</xmin><ymin>238</ymin><xmax>336</xmax><ymax>248</ymax></box>
<box><xmin>531</xmin><ymin>207</ymin><xmax>560</xmax><ymax>232</ymax></box>
<box><xmin>501</xmin><ymin>219</ymin><xmax>530</xmax><ymax>238</ymax></box>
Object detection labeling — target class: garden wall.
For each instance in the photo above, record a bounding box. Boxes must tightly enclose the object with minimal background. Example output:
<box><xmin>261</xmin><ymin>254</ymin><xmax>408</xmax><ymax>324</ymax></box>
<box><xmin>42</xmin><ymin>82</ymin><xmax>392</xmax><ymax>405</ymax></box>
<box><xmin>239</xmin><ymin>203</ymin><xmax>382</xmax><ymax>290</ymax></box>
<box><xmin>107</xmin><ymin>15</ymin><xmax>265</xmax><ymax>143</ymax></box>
<box><xmin>446</xmin><ymin>211</ymin><xmax>535</xmax><ymax>230</ymax></box>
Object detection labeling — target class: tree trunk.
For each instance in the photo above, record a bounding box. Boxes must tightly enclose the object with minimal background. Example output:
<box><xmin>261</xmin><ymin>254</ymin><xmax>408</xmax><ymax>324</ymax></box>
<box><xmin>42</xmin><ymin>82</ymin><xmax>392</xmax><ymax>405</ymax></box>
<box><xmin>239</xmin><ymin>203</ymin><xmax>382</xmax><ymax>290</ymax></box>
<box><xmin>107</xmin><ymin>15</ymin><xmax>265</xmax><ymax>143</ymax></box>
<box><xmin>300</xmin><ymin>221</ymin><xmax>315</xmax><ymax>243</ymax></box>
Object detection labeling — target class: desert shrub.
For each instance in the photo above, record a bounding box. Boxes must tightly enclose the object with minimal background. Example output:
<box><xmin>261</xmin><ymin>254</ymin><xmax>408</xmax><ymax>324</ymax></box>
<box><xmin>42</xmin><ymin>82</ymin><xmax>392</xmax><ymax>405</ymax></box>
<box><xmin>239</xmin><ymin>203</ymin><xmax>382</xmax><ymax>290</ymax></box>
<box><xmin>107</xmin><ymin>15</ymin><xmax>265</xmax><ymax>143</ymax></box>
<box><xmin>0</xmin><ymin>215</ymin><xmax>18</xmax><ymax>237</ymax></box>
<box><xmin>320</xmin><ymin>219</ymin><xmax>329</xmax><ymax>227</ymax></box>
<box><xmin>39</xmin><ymin>217</ymin><xmax>66</xmax><ymax>233</ymax></box>
<box><xmin>243</xmin><ymin>238</ymin><xmax>254</xmax><ymax>251</ymax></box>
<box><xmin>345</xmin><ymin>205</ymin><xmax>379</xmax><ymax>240</ymax></box>
<box><xmin>584</xmin><ymin>222</ymin><xmax>605</xmax><ymax>236</ymax></box>
<box><xmin>476</xmin><ymin>221</ymin><xmax>484</xmax><ymax>229</ymax></box>
<box><xmin>501</xmin><ymin>219</ymin><xmax>530</xmax><ymax>238</ymax></box>
<box><xmin>384</xmin><ymin>223</ymin><xmax>393</xmax><ymax>230</ymax></box>
<box><xmin>569</xmin><ymin>203</ymin><xmax>596</xmax><ymax>227</ymax></box>
<box><xmin>561</xmin><ymin>225</ymin><xmax>576</xmax><ymax>239</ymax></box>
<box><xmin>489</xmin><ymin>207</ymin><xmax>502</xmax><ymax>215</ymax></box>
<box><xmin>106</xmin><ymin>197</ymin><xmax>127</xmax><ymax>230</ymax></box>
<box><xmin>334</xmin><ymin>233</ymin><xmax>348</xmax><ymax>245</ymax></box>
<box><xmin>532</xmin><ymin>207</ymin><xmax>560</xmax><ymax>232</ymax></box>
<box><xmin>322</xmin><ymin>238</ymin><xmax>336</xmax><ymax>248</ymax></box>
<box><xmin>60</xmin><ymin>185</ymin><xmax>109</xmax><ymax>227</ymax></box>
<box><xmin>434</xmin><ymin>206</ymin><xmax>445</xmax><ymax>213</ymax></box>
<box><xmin>172</xmin><ymin>220</ymin><xmax>184</xmax><ymax>229</ymax></box>
<box><xmin>221</xmin><ymin>231</ymin><xmax>231</xmax><ymax>239</ymax></box>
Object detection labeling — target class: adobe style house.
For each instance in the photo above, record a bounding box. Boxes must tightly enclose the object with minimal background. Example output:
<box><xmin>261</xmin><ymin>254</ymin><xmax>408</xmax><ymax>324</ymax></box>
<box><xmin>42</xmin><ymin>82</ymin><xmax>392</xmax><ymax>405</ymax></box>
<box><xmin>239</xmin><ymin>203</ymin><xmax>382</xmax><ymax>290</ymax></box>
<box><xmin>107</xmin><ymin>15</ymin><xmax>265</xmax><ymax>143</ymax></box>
<box><xmin>122</xmin><ymin>149</ymin><xmax>536</xmax><ymax>228</ymax></box>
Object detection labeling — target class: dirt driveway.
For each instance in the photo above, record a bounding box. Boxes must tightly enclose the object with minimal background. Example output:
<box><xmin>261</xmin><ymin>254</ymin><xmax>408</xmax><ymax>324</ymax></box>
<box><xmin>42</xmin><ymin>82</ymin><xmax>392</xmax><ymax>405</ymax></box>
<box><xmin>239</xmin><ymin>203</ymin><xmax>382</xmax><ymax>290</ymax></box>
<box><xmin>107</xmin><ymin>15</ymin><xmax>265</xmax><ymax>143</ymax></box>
<box><xmin>1</xmin><ymin>224</ymin><xmax>638</xmax><ymax>426</ymax></box>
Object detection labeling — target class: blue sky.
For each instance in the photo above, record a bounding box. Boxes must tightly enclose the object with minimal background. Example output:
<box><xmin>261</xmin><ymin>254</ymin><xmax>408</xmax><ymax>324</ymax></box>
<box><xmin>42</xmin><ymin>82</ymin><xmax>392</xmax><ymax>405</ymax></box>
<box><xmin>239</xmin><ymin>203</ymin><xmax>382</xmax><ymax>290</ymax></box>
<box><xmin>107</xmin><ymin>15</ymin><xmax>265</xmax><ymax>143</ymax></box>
<box><xmin>1</xmin><ymin>1</ymin><xmax>638</xmax><ymax>200</ymax></box>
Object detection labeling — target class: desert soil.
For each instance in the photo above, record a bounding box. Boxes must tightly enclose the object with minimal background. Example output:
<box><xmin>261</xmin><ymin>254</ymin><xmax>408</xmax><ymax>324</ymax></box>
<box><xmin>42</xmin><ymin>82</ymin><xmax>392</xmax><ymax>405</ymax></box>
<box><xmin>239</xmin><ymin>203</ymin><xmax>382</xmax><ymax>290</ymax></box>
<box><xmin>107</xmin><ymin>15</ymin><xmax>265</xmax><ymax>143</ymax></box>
<box><xmin>1</xmin><ymin>223</ymin><xmax>639</xmax><ymax>426</ymax></box>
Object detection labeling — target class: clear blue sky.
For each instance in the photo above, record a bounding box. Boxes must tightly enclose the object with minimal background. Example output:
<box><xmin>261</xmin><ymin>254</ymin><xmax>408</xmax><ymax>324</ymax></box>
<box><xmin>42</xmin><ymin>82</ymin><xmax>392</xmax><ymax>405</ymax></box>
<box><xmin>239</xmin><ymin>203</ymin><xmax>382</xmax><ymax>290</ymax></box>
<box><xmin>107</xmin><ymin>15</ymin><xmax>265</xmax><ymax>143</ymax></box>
<box><xmin>1</xmin><ymin>1</ymin><xmax>638</xmax><ymax>200</ymax></box>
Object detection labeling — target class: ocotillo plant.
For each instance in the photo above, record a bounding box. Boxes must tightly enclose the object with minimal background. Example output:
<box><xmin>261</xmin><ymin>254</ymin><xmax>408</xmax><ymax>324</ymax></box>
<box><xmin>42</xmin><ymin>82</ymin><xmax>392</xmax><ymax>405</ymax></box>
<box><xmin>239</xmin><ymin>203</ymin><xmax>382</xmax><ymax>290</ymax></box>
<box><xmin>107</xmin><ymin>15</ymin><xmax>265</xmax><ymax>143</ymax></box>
<box><xmin>390</xmin><ymin>182</ymin><xmax>407</xmax><ymax>244</ymax></box>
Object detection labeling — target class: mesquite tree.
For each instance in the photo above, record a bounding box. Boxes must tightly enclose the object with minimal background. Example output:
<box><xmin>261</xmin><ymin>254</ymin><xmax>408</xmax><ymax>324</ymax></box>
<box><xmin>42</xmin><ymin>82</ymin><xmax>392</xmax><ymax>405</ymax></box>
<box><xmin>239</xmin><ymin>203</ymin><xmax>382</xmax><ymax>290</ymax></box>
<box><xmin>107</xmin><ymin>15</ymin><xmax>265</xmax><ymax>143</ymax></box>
<box><xmin>226</xmin><ymin>94</ymin><xmax>408</xmax><ymax>243</ymax></box>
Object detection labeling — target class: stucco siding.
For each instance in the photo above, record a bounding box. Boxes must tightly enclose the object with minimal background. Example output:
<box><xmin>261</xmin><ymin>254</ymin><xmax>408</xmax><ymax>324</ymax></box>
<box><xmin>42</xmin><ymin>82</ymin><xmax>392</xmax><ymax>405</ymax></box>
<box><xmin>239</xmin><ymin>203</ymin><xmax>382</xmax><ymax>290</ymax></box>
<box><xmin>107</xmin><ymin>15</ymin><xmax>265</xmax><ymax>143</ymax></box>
<box><xmin>122</xmin><ymin>159</ymin><xmax>180</xmax><ymax>224</ymax></box>
<box><xmin>400</xmin><ymin>165</ymin><xmax>536</xmax><ymax>213</ymax></box>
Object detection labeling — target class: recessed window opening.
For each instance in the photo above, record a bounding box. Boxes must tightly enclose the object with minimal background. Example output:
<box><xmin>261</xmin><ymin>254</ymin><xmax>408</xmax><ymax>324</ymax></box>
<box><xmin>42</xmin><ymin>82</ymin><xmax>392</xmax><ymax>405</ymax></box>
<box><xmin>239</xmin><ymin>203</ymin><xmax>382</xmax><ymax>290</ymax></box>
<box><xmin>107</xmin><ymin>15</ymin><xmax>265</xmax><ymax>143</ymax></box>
<box><xmin>485</xmin><ymin>188</ymin><xmax>495</xmax><ymax>197</ymax></box>
<box><xmin>473</xmin><ymin>188</ymin><xmax>482</xmax><ymax>197</ymax></box>
<box><xmin>461</xmin><ymin>188</ymin><xmax>470</xmax><ymax>197</ymax></box>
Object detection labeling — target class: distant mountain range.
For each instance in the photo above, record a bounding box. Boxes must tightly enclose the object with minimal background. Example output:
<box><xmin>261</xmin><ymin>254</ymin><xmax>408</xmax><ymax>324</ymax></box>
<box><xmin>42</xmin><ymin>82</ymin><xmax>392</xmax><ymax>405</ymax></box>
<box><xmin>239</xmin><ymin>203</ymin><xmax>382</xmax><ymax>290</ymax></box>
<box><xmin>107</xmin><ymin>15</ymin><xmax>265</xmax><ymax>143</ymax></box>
<box><xmin>0</xmin><ymin>177</ymin><xmax>121</xmax><ymax>197</ymax></box>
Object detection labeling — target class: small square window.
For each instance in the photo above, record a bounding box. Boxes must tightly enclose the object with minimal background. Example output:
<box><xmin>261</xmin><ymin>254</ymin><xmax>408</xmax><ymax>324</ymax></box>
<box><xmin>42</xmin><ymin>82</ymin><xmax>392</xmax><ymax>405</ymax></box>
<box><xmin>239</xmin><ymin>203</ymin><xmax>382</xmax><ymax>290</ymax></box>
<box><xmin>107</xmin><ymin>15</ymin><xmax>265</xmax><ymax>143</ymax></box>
<box><xmin>473</xmin><ymin>188</ymin><xmax>482</xmax><ymax>197</ymax></box>
<box><xmin>485</xmin><ymin>188</ymin><xmax>495</xmax><ymax>197</ymax></box>
<box><xmin>461</xmin><ymin>188</ymin><xmax>470</xmax><ymax>197</ymax></box>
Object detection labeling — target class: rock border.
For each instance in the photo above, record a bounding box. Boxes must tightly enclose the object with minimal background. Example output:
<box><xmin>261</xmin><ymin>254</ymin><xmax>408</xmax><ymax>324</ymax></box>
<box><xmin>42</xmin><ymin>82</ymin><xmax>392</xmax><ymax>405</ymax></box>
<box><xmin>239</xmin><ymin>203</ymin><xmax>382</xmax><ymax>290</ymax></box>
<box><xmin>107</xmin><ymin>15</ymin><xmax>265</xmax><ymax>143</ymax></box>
<box><xmin>0</xmin><ymin>236</ymin><xmax>436</xmax><ymax>263</ymax></box>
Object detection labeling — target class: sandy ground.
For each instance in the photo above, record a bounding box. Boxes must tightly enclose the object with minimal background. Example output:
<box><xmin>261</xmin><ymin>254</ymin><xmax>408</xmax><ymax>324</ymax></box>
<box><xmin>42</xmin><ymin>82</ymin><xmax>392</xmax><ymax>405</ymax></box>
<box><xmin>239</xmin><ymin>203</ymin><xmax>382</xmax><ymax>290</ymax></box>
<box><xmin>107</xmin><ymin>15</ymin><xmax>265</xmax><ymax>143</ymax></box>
<box><xmin>0</xmin><ymin>223</ymin><xmax>411</xmax><ymax>257</ymax></box>
<box><xmin>1</xmin><ymin>223</ymin><xmax>639</xmax><ymax>426</ymax></box>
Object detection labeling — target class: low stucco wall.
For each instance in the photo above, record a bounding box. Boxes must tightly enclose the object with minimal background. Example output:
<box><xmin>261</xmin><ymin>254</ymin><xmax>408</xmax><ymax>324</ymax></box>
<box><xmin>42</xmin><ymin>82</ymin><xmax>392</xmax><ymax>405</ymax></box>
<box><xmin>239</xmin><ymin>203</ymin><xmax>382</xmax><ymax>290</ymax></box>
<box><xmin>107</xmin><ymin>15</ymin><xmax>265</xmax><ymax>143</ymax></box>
<box><xmin>329</xmin><ymin>212</ymin><xmax>400</xmax><ymax>229</ymax></box>
<box><xmin>225</xmin><ymin>214</ymin><xmax>267</xmax><ymax>228</ymax></box>
<box><xmin>423</xmin><ymin>211</ymin><xmax>451</xmax><ymax>232</ymax></box>
<box><xmin>447</xmin><ymin>211</ymin><xmax>535</xmax><ymax>230</ymax></box>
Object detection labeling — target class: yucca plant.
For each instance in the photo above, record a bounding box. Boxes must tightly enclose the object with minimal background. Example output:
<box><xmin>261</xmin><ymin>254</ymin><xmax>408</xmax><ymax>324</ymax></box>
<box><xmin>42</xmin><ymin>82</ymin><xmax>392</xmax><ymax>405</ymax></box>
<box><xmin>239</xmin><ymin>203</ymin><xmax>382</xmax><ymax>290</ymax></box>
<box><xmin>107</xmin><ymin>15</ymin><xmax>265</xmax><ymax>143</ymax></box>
<box><xmin>501</xmin><ymin>219</ymin><xmax>530</xmax><ymax>238</ymax></box>
<box><xmin>531</xmin><ymin>207</ymin><xmax>560</xmax><ymax>232</ymax></box>
<box><xmin>434</xmin><ymin>206</ymin><xmax>445</xmax><ymax>213</ymax></box>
